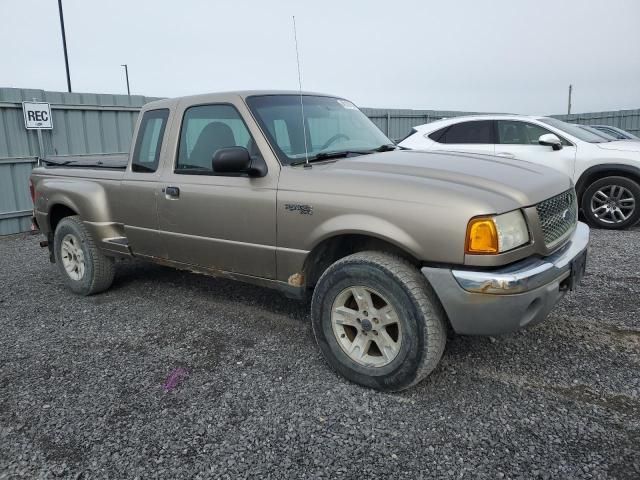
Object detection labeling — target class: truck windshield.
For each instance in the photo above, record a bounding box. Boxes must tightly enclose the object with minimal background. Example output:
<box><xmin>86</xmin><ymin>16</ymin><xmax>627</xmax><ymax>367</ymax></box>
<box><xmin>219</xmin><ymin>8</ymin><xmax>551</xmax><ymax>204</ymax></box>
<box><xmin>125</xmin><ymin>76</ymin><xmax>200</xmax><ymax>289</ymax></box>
<box><xmin>246</xmin><ymin>95</ymin><xmax>392</xmax><ymax>165</ymax></box>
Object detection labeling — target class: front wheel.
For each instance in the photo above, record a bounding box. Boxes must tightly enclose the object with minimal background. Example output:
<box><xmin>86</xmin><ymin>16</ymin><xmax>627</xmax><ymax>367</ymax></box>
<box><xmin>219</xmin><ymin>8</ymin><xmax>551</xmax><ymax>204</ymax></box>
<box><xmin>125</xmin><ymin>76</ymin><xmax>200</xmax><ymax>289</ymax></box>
<box><xmin>581</xmin><ymin>176</ymin><xmax>640</xmax><ymax>229</ymax></box>
<box><xmin>53</xmin><ymin>215</ymin><xmax>115</xmax><ymax>295</ymax></box>
<box><xmin>311</xmin><ymin>251</ymin><xmax>447</xmax><ymax>391</ymax></box>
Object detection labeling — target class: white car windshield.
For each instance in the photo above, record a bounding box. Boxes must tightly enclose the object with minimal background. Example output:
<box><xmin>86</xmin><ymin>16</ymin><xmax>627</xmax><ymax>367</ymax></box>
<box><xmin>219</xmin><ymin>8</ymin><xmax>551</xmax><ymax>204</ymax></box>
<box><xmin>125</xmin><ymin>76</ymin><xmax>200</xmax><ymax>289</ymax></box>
<box><xmin>577</xmin><ymin>125</ymin><xmax>616</xmax><ymax>141</ymax></box>
<box><xmin>539</xmin><ymin>118</ymin><xmax>608</xmax><ymax>143</ymax></box>
<box><xmin>247</xmin><ymin>95</ymin><xmax>393</xmax><ymax>165</ymax></box>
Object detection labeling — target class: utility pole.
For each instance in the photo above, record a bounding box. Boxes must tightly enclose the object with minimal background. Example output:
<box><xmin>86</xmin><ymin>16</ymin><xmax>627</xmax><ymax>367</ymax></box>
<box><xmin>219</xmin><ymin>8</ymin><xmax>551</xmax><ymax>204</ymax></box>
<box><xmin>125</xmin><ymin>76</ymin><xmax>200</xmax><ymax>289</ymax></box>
<box><xmin>57</xmin><ymin>0</ymin><xmax>72</xmax><ymax>92</ymax></box>
<box><xmin>121</xmin><ymin>64</ymin><xmax>130</xmax><ymax>96</ymax></box>
<box><xmin>567</xmin><ymin>84</ymin><xmax>573</xmax><ymax>115</ymax></box>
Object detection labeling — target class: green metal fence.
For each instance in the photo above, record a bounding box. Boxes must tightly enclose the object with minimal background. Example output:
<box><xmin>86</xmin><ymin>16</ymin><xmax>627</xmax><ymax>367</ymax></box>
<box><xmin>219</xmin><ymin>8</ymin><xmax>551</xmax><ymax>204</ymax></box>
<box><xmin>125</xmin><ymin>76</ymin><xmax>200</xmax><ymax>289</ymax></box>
<box><xmin>0</xmin><ymin>88</ymin><xmax>159</xmax><ymax>235</ymax></box>
<box><xmin>552</xmin><ymin>110</ymin><xmax>640</xmax><ymax>136</ymax></box>
<box><xmin>1</xmin><ymin>87</ymin><xmax>638</xmax><ymax>235</ymax></box>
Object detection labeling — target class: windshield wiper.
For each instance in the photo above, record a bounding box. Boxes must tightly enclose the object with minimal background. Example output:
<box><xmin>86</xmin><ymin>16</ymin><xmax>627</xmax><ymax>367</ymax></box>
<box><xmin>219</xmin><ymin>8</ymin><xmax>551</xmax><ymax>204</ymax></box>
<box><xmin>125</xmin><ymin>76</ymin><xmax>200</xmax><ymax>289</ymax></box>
<box><xmin>290</xmin><ymin>150</ymin><xmax>370</xmax><ymax>166</ymax></box>
<box><xmin>289</xmin><ymin>144</ymin><xmax>400</xmax><ymax>166</ymax></box>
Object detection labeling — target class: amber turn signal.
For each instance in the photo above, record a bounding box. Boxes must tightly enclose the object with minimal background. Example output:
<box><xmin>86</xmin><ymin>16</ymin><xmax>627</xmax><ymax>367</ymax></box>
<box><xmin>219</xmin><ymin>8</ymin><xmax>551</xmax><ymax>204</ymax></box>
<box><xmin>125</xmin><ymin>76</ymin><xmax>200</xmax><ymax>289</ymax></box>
<box><xmin>465</xmin><ymin>217</ymin><xmax>499</xmax><ymax>254</ymax></box>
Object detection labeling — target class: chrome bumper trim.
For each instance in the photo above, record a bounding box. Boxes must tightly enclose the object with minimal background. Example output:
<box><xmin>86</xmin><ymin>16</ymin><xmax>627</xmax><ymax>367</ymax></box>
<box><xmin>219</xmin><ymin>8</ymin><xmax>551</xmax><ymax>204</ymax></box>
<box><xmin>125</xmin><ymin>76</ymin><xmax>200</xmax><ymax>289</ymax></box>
<box><xmin>452</xmin><ymin>222</ymin><xmax>589</xmax><ymax>295</ymax></box>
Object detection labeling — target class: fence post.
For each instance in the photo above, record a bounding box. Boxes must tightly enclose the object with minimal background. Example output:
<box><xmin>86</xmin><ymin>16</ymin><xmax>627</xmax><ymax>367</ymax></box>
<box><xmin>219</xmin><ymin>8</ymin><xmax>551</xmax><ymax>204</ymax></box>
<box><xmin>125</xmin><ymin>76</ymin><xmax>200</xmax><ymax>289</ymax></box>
<box><xmin>386</xmin><ymin>113</ymin><xmax>391</xmax><ymax>137</ymax></box>
<box><xmin>32</xmin><ymin>98</ymin><xmax>45</xmax><ymax>166</ymax></box>
<box><xmin>36</xmin><ymin>130</ymin><xmax>44</xmax><ymax>167</ymax></box>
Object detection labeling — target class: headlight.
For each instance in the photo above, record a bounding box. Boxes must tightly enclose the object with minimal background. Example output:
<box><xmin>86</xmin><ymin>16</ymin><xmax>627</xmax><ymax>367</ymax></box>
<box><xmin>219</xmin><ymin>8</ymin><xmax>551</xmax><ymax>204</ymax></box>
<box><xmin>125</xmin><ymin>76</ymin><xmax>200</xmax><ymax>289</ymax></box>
<box><xmin>465</xmin><ymin>210</ymin><xmax>529</xmax><ymax>254</ymax></box>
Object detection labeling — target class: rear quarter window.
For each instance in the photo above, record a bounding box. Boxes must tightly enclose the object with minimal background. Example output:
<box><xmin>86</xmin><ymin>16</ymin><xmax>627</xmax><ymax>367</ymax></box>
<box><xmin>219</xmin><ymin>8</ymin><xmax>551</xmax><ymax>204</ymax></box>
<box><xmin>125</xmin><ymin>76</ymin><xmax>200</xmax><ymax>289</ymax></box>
<box><xmin>428</xmin><ymin>127</ymin><xmax>448</xmax><ymax>142</ymax></box>
<box><xmin>431</xmin><ymin>121</ymin><xmax>493</xmax><ymax>144</ymax></box>
<box><xmin>131</xmin><ymin>109</ymin><xmax>169</xmax><ymax>173</ymax></box>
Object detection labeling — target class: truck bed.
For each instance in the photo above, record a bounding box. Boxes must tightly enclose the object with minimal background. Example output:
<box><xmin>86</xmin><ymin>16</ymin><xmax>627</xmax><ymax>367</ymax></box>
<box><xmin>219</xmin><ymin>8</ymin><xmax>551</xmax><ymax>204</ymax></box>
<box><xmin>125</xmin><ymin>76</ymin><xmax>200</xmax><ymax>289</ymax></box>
<box><xmin>42</xmin><ymin>153</ymin><xmax>128</xmax><ymax>170</ymax></box>
<box><xmin>33</xmin><ymin>154</ymin><xmax>128</xmax><ymax>181</ymax></box>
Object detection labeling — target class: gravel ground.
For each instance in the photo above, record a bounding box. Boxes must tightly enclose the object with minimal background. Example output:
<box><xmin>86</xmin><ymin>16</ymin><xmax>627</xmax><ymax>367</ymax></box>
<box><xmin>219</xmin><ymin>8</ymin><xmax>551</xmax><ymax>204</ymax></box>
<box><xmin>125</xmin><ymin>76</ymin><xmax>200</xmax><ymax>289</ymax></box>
<box><xmin>0</xmin><ymin>228</ymin><xmax>638</xmax><ymax>479</ymax></box>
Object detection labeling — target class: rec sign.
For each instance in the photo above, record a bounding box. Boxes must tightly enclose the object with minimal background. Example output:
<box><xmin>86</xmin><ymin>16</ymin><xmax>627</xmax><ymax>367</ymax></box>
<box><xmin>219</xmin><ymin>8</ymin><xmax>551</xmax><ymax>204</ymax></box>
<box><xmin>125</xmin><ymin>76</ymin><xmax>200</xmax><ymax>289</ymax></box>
<box><xmin>22</xmin><ymin>102</ymin><xmax>53</xmax><ymax>129</ymax></box>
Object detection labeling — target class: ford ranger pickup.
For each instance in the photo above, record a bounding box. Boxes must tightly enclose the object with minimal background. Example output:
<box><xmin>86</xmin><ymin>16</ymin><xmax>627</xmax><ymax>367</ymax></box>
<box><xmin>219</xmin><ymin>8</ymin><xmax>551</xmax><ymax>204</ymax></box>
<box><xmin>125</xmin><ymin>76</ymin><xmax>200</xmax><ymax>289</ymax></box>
<box><xmin>30</xmin><ymin>91</ymin><xmax>589</xmax><ymax>391</ymax></box>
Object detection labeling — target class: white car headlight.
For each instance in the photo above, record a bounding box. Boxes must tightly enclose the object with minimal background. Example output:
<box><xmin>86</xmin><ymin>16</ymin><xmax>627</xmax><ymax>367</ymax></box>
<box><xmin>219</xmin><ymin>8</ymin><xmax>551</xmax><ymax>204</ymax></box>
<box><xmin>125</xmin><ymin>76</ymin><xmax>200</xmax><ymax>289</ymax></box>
<box><xmin>466</xmin><ymin>210</ymin><xmax>530</xmax><ymax>254</ymax></box>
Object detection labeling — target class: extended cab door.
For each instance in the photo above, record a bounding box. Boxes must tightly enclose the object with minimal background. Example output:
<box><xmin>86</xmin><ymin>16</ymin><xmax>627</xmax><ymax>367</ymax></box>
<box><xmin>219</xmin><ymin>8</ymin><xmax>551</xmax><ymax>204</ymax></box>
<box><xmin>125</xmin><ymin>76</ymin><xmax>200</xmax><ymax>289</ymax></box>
<box><xmin>494</xmin><ymin>120</ymin><xmax>577</xmax><ymax>179</ymax></box>
<box><xmin>117</xmin><ymin>108</ymin><xmax>171</xmax><ymax>258</ymax></box>
<box><xmin>157</xmin><ymin>100</ymin><xmax>278</xmax><ymax>279</ymax></box>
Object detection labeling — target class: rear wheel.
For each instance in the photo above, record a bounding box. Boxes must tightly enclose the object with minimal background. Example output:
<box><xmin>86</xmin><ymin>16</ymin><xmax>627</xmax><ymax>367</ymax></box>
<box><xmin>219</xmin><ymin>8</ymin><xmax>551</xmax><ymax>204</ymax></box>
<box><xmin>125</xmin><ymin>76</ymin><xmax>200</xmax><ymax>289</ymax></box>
<box><xmin>53</xmin><ymin>215</ymin><xmax>115</xmax><ymax>295</ymax></box>
<box><xmin>311</xmin><ymin>251</ymin><xmax>447</xmax><ymax>391</ymax></box>
<box><xmin>581</xmin><ymin>176</ymin><xmax>640</xmax><ymax>229</ymax></box>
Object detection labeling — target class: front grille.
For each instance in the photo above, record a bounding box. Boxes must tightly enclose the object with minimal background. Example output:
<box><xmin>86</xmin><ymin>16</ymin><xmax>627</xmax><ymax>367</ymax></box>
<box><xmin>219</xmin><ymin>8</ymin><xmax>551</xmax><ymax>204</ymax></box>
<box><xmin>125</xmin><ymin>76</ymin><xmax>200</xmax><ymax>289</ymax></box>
<box><xmin>536</xmin><ymin>189</ymin><xmax>577</xmax><ymax>248</ymax></box>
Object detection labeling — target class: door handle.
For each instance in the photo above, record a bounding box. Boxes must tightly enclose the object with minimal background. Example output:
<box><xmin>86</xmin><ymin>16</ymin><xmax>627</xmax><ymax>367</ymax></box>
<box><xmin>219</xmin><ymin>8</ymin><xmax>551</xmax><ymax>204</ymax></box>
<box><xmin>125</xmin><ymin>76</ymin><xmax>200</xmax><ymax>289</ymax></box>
<box><xmin>164</xmin><ymin>186</ymin><xmax>180</xmax><ymax>198</ymax></box>
<box><xmin>495</xmin><ymin>152</ymin><xmax>515</xmax><ymax>158</ymax></box>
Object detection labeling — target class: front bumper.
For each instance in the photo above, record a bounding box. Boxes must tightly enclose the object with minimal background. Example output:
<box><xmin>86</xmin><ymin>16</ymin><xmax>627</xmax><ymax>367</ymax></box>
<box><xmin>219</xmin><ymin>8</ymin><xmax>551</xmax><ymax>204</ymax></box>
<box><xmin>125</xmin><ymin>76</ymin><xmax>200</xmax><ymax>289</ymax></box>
<box><xmin>422</xmin><ymin>222</ymin><xmax>589</xmax><ymax>335</ymax></box>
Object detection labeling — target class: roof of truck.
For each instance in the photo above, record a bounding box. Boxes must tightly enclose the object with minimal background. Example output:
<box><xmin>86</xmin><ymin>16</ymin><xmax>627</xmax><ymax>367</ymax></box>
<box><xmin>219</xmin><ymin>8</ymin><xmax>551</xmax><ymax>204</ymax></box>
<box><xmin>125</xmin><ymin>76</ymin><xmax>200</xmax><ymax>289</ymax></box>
<box><xmin>144</xmin><ymin>90</ymin><xmax>343</xmax><ymax>110</ymax></box>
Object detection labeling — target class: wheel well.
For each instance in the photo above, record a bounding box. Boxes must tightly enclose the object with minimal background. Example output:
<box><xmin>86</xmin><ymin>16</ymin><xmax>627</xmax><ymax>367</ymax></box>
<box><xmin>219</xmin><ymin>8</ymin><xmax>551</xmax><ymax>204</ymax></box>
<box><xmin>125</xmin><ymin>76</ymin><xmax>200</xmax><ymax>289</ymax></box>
<box><xmin>303</xmin><ymin>234</ymin><xmax>420</xmax><ymax>289</ymax></box>
<box><xmin>49</xmin><ymin>204</ymin><xmax>78</xmax><ymax>233</ymax></box>
<box><xmin>576</xmin><ymin>167</ymin><xmax>640</xmax><ymax>201</ymax></box>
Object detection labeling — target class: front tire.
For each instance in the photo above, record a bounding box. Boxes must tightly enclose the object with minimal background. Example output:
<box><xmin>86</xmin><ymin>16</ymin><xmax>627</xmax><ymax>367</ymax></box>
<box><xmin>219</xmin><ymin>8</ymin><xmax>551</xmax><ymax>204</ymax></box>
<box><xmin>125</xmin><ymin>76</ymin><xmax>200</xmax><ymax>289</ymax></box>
<box><xmin>53</xmin><ymin>215</ymin><xmax>115</xmax><ymax>295</ymax></box>
<box><xmin>311</xmin><ymin>251</ymin><xmax>447</xmax><ymax>391</ymax></box>
<box><xmin>581</xmin><ymin>176</ymin><xmax>640</xmax><ymax>229</ymax></box>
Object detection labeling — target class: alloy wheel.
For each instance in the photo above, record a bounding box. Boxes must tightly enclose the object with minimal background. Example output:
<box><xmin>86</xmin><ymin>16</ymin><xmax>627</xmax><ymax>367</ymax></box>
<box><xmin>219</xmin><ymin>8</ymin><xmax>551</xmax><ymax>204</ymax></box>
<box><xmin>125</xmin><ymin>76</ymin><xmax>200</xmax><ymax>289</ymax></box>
<box><xmin>331</xmin><ymin>286</ymin><xmax>402</xmax><ymax>367</ymax></box>
<box><xmin>60</xmin><ymin>233</ymin><xmax>86</xmax><ymax>281</ymax></box>
<box><xmin>590</xmin><ymin>184</ymin><xmax>636</xmax><ymax>224</ymax></box>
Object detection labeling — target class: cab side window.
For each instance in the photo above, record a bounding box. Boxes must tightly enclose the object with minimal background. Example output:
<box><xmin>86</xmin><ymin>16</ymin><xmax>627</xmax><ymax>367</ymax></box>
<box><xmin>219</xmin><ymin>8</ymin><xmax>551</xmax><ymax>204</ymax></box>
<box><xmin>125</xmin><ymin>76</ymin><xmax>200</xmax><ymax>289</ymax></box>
<box><xmin>497</xmin><ymin>121</ymin><xmax>571</xmax><ymax>146</ymax></box>
<box><xmin>429</xmin><ymin>121</ymin><xmax>493</xmax><ymax>144</ymax></box>
<box><xmin>131</xmin><ymin>109</ymin><xmax>169</xmax><ymax>173</ymax></box>
<box><xmin>176</xmin><ymin>104</ymin><xmax>257</xmax><ymax>175</ymax></box>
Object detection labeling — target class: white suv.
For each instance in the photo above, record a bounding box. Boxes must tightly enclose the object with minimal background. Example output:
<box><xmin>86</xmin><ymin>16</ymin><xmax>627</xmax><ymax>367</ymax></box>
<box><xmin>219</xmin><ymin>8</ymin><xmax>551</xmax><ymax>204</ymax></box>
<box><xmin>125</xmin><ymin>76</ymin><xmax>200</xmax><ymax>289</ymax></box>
<box><xmin>399</xmin><ymin>115</ymin><xmax>640</xmax><ymax>229</ymax></box>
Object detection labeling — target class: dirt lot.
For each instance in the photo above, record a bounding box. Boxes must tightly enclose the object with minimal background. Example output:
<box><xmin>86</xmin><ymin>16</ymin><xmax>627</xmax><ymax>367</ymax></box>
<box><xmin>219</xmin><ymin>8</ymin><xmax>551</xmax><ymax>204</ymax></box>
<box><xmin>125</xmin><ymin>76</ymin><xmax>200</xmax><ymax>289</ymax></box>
<box><xmin>0</xmin><ymin>228</ymin><xmax>638</xmax><ymax>479</ymax></box>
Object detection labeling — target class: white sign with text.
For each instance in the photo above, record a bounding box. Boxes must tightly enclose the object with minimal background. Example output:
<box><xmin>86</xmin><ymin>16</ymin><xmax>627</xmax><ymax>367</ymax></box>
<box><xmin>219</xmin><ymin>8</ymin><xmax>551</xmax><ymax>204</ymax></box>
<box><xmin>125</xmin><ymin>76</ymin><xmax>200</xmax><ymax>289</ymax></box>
<box><xmin>22</xmin><ymin>102</ymin><xmax>53</xmax><ymax>129</ymax></box>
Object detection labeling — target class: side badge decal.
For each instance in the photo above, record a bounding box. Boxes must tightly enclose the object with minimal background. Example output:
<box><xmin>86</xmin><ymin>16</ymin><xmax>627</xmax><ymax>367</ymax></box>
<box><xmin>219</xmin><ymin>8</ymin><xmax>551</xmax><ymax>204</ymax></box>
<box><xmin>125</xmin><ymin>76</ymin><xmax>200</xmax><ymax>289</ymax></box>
<box><xmin>285</xmin><ymin>204</ymin><xmax>313</xmax><ymax>215</ymax></box>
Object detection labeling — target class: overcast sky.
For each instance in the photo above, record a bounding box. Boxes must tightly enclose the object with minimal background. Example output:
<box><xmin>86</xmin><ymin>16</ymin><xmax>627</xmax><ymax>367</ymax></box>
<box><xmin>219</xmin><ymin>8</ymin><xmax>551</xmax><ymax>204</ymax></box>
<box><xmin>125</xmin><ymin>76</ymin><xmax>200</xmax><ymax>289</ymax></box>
<box><xmin>2</xmin><ymin>0</ymin><xmax>639</xmax><ymax>114</ymax></box>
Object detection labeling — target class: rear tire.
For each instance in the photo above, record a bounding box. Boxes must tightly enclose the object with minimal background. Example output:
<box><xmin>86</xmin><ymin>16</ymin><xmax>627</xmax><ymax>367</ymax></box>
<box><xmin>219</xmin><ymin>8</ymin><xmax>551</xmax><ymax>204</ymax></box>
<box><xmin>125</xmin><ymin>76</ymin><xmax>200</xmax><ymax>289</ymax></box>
<box><xmin>53</xmin><ymin>215</ymin><xmax>115</xmax><ymax>295</ymax></box>
<box><xmin>311</xmin><ymin>251</ymin><xmax>447</xmax><ymax>391</ymax></box>
<box><xmin>581</xmin><ymin>176</ymin><xmax>640</xmax><ymax>229</ymax></box>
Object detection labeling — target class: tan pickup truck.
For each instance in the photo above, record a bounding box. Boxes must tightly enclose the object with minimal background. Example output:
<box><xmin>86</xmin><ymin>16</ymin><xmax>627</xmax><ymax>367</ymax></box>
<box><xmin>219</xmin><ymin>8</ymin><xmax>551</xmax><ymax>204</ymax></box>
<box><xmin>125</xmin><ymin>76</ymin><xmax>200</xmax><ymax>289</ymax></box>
<box><xmin>30</xmin><ymin>91</ymin><xmax>589</xmax><ymax>391</ymax></box>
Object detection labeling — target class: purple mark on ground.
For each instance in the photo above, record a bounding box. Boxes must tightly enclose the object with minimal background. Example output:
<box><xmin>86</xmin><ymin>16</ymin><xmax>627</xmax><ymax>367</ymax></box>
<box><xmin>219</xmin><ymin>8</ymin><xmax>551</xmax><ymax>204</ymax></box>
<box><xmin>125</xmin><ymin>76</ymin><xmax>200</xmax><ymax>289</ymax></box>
<box><xmin>163</xmin><ymin>367</ymin><xmax>190</xmax><ymax>392</ymax></box>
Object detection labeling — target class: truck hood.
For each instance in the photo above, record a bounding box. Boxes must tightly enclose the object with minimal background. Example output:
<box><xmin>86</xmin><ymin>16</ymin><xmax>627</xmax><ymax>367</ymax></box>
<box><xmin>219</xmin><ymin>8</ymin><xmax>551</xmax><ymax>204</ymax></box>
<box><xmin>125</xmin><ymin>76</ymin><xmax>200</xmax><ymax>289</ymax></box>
<box><xmin>596</xmin><ymin>140</ymin><xmax>640</xmax><ymax>154</ymax></box>
<box><xmin>280</xmin><ymin>150</ymin><xmax>572</xmax><ymax>213</ymax></box>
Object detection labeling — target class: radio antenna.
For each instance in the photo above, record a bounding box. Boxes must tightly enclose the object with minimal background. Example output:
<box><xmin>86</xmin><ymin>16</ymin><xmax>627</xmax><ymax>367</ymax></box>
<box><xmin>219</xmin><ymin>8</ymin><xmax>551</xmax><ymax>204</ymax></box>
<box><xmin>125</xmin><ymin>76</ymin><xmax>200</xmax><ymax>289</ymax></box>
<box><xmin>292</xmin><ymin>16</ymin><xmax>310</xmax><ymax>166</ymax></box>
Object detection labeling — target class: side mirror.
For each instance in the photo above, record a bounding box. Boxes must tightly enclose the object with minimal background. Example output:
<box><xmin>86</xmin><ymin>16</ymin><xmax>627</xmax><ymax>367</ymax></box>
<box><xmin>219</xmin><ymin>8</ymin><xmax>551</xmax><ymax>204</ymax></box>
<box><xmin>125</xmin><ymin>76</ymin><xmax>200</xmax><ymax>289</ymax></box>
<box><xmin>212</xmin><ymin>147</ymin><xmax>267</xmax><ymax>177</ymax></box>
<box><xmin>538</xmin><ymin>133</ymin><xmax>563</xmax><ymax>151</ymax></box>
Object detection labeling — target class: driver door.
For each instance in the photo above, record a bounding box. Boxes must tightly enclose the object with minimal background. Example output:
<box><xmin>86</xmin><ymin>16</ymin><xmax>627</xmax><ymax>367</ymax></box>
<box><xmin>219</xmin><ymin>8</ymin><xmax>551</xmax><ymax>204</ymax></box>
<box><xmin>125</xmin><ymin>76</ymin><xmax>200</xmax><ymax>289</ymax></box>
<box><xmin>494</xmin><ymin>120</ymin><xmax>577</xmax><ymax>179</ymax></box>
<box><xmin>157</xmin><ymin>102</ymin><xmax>278</xmax><ymax>278</ymax></box>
